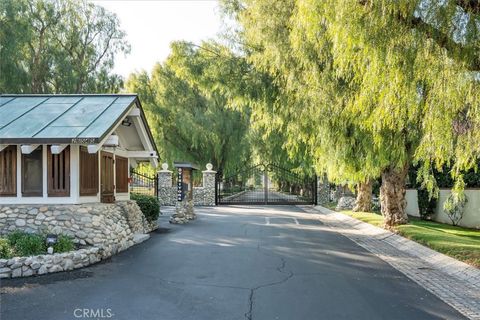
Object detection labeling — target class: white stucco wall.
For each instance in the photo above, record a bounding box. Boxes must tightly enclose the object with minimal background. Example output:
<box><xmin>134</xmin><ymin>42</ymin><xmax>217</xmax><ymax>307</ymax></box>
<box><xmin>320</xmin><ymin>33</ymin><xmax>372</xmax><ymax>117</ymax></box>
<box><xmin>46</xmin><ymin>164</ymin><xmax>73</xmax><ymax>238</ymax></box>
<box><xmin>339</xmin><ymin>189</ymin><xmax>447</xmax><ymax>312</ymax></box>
<box><xmin>405</xmin><ymin>189</ymin><xmax>420</xmax><ymax>217</ymax></box>
<box><xmin>405</xmin><ymin>189</ymin><xmax>480</xmax><ymax>229</ymax></box>
<box><xmin>434</xmin><ymin>190</ymin><xmax>480</xmax><ymax>229</ymax></box>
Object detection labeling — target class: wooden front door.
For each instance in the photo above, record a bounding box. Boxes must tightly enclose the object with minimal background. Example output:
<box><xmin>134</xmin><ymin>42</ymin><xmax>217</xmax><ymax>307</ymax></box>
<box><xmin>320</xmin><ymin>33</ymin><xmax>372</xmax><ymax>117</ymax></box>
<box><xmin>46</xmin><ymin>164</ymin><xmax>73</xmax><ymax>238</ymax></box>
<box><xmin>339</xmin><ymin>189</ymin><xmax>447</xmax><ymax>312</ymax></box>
<box><xmin>101</xmin><ymin>152</ymin><xmax>115</xmax><ymax>203</ymax></box>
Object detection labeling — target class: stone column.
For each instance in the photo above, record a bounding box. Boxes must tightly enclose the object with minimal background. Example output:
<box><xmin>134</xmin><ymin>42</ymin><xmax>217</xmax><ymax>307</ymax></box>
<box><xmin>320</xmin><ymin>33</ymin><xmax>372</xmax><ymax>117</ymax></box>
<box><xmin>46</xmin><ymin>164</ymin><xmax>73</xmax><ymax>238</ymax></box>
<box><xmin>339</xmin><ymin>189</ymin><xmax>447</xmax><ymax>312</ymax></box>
<box><xmin>202</xmin><ymin>163</ymin><xmax>217</xmax><ymax>206</ymax></box>
<box><xmin>317</xmin><ymin>175</ymin><xmax>330</xmax><ymax>205</ymax></box>
<box><xmin>182</xmin><ymin>169</ymin><xmax>196</xmax><ymax>220</ymax></box>
<box><xmin>158</xmin><ymin>163</ymin><xmax>174</xmax><ymax>206</ymax></box>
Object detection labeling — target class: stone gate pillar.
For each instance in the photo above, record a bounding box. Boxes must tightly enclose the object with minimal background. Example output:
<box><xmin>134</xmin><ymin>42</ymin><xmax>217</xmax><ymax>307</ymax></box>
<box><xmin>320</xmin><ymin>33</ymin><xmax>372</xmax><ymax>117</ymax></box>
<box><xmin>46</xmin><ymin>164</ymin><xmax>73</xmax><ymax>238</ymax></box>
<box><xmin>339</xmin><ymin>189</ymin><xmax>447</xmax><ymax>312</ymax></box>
<box><xmin>158</xmin><ymin>163</ymin><xmax>174</xmax><ymax>206</ymax></box>
<box><xmin>202</xmin><ymin>163</ymin><xmax>217</xmax><ymax>206</ymax></box>
<box><xmin>317</xmin><ymin>174</ymin><xmax>330</xmax><ymax>205</ymax></box>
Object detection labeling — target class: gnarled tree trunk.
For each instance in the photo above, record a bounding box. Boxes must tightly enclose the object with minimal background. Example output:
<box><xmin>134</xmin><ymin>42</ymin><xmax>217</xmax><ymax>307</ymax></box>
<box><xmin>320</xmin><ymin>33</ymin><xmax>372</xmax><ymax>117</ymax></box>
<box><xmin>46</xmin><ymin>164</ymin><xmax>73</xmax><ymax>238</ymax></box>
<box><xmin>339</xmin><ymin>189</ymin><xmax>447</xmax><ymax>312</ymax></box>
<box><xmin>353</xmin><ymin>180</ymin><xmax>373</xmax><ymax>212</ymax></box>
<box><xmin>380</xmin><ymin>165</ymin><xmax>408</xmax><ymax>227</ymax></box>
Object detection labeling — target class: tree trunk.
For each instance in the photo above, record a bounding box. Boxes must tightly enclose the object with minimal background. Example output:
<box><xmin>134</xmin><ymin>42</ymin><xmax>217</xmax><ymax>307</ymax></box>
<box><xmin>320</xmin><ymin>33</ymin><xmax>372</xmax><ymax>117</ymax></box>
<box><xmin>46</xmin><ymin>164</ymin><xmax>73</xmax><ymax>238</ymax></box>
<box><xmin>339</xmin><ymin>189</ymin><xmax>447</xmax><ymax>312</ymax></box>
<box><xmin>380</xmin><ymin>165</ymin><xmax>409</xmax><ymax>227</ymax></box>
<box><xmin>353</xmin><ymin>180</ymin><xmax>373</xmax><ymax>212</ymax></box>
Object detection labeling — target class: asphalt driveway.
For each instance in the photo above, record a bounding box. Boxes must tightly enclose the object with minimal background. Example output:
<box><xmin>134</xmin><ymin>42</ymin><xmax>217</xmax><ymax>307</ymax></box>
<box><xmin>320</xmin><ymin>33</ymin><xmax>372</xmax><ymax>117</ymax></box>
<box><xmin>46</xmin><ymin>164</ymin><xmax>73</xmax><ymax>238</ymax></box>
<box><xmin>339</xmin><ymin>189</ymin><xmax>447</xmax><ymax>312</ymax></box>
<box><xmin>0</xmin><ymin>205</ymin><xmax>465</xmax><ymax>320</ymax></box>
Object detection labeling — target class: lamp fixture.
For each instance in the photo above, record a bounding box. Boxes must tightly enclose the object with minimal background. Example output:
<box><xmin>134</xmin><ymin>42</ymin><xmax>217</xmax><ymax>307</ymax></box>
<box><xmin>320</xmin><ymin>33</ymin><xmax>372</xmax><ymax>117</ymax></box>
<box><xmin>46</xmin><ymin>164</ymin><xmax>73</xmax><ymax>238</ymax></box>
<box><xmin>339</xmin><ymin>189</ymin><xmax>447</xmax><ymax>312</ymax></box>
<box><xmin>121</xmin><ymin>118</ymin><xmax>132</xmax><ymax>127</ymax></box>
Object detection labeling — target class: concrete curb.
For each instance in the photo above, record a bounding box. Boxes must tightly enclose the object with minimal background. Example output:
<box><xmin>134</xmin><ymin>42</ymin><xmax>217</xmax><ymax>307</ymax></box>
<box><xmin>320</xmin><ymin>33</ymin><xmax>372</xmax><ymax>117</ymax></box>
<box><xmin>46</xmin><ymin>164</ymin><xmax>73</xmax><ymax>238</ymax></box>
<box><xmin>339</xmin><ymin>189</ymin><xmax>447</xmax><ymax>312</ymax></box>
<box><xmin>310</xmin><ymin>205</ymin><xmax>480</xmax><ymax>319</ymax></box>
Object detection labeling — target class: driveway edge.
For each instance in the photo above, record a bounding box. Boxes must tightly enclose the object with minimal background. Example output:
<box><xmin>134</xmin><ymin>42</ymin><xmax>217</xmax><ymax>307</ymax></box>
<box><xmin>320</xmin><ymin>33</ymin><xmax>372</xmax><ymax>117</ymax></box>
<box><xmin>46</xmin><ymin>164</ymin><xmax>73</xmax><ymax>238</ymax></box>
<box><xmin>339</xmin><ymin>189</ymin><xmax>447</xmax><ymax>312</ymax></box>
<box><xmin>309</xmin><ymin>205</ymin><xmax>480</xmax><ymax>320</ymax></box>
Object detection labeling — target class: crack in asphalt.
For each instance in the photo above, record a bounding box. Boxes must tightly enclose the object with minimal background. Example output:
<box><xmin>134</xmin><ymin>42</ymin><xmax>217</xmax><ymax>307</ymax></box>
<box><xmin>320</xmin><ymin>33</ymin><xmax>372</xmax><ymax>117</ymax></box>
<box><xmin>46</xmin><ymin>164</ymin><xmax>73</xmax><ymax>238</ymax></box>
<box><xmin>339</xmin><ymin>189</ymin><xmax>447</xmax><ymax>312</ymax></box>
<box><xmin>140</xmin><ymin>244</ymin><xmax>294</xmax><ymax>320</ymax></box>
<box><xmin>131</xmin><ymin>254</ymin><xmax>293</xmax><ymax>320</ymax></box>
<box><xmin>131</xmin><ymin>218</ymin><xmax>296</xmax><ymax>320</ymax></box>
<box><xmin>245</xmin><ymin>246</ymin><xmax>294</xmax><ymax>320</ymax></box>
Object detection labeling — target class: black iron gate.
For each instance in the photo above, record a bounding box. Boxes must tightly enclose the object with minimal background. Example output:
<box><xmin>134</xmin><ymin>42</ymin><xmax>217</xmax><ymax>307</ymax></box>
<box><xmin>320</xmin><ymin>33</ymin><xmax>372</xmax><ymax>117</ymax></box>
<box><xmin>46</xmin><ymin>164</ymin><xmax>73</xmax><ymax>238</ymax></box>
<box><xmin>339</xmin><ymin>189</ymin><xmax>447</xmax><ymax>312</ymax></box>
<box><xmin>130</xmin><ymin>168</ymin><xmax>158</xmax><ymax>196</ymax></box>
<box><xmin>216</xmin><ymin>164</ymin><xmax>317</xmax><ymax>205</ymax></box>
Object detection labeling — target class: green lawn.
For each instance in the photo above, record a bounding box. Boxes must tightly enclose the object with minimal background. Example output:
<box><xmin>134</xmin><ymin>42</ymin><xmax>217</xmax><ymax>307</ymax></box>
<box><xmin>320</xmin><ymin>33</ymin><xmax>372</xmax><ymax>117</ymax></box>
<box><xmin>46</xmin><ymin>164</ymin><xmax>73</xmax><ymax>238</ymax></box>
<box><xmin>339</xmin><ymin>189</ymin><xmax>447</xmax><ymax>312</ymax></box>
<box><xmin>340</xmin><ymin>210</ymin><xmax>480</xmax><ymax>268</ymax></box>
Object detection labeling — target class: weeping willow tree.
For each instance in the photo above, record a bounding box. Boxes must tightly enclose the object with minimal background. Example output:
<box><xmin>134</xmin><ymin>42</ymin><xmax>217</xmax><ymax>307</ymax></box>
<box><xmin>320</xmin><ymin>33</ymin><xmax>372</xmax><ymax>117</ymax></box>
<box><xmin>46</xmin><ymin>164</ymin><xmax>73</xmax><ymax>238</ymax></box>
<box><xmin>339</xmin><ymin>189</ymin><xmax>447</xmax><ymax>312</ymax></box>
<box><xmin>222</xmin><ymin>0</ymin><xmax>383</xmax><ymax>211</ymax></box>
<box><xmin>222</xmin><ymin>0</ymin><xmax>480</xmax><ymax>226</ymax></box>
<box><xmin>0</xmin><ymin>0</ymin><xmax>129</xmax><ymax>93</ymax></box>
<box><xmin>126</xmin><ymin>41</ymin><xmax>252</xmax><ymax>176</ymax></box>
<box><xmin>245</xmin><ymin>80</ymin><xmax>315</xmax><ymax>175</ymax></box>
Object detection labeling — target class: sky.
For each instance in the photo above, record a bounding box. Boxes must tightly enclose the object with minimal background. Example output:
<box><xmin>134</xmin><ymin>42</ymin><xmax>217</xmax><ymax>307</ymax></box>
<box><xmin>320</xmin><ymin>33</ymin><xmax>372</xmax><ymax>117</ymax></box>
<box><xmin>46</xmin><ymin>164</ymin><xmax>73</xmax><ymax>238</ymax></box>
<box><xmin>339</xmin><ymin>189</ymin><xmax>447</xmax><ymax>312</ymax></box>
<box><xmin>91</xmin><ymin>0</ymin><xmax>224</xmax><ymax>79</ymax></box>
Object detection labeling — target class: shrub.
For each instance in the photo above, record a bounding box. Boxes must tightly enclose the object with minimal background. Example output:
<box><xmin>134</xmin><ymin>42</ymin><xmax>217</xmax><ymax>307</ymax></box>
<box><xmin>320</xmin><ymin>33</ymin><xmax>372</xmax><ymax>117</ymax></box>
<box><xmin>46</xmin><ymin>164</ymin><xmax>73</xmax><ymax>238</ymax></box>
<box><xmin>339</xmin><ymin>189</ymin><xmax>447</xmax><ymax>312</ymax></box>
<box><xmin>0</xmin><ymin>238</ymin><xmax>13</xmax><ymax>259</ymax></box>
<box><xmin>444</xmin><ymin>192</ymin><xmax>468</xmax><ymax>226</ymax></box>
<box><xmin>14</xmin><ymin>233</ymin><xmax>46</xmax><ymax>256</ymax></box>
<box><xmin>131</xmin><ymin>193</ymin><xmax>160</xmax><ymax>222</ymax></box>
<box><xmin>7</xmin><ymin>230</ymin><xmax>27</xmax><ymax>247</ymax></box>
<box><xmin>3</xmin><ymin>231</ymin><xmax>76</xmax><ymax>257</ymax></box>
<box><xmin>371</xmin><ymin>197</ymin><xmax>381</xmax><ymax>212</ymax></box>
<box><xmin>53</xmin><ymin>234</ymin><xmax>75</xmax><ymax>253</ymax></box>
<box><xmin>417</xmin><ymin>189</ymin><xmax>437</xmax><ymax>220</ymax></box>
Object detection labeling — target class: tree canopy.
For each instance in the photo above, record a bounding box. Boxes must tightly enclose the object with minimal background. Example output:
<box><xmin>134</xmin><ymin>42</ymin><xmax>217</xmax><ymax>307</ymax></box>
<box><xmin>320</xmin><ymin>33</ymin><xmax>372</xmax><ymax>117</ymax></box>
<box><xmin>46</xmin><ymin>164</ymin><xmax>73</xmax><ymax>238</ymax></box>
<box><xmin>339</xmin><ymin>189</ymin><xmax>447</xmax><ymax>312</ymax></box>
<box><xmin>0</xmin><ymin>0</ymin><xmax>129</xmax><ymax>93</ymax></box>
<box><xmin>3</xmin><ymin>0</ymin><xmax>480</xmax><ymax>226</ymax></box>
<box><xmin>126</xmin><ymin>41</ymin><xmax>252</xmax><ymax>176</ymax></box>
<box><xmin>221</xmin><ymin>0</ymin><xmax>480</xmax><ymax>225</ymax></box>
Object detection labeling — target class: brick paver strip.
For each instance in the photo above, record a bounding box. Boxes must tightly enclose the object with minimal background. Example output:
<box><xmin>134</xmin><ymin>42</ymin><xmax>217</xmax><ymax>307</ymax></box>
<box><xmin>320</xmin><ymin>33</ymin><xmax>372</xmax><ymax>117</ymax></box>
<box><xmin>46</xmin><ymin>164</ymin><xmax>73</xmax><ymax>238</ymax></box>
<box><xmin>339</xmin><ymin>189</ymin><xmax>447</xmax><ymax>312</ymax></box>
<box><xmin>309</xmin><ymin>205</ymin><xmax>480</xmax><ymax>320</ymax></box>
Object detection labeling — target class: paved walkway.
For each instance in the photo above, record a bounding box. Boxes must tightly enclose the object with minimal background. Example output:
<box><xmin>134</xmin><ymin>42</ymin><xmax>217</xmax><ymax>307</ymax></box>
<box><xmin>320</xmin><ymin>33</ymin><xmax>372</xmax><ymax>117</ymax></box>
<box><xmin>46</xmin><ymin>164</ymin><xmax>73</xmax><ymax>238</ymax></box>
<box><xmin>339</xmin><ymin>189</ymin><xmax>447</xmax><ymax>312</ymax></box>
<box><xmin>0</xmin><ymin>206</ymin><xmax>470</xmax><ymax>320</ymax></box>
<box><xmin>311</xmin><ymin>205</ymin><xmax>480</xmax><ymax>320</ymax></box>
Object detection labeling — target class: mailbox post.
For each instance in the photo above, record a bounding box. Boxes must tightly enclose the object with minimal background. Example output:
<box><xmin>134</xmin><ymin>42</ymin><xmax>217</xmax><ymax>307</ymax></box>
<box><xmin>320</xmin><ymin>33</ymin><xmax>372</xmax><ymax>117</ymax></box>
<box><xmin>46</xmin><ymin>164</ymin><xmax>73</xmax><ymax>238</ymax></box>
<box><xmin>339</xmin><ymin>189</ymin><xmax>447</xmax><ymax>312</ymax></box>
<box><xmin>170</xmin><ymin>162</ymin><xmax>199</xmax><ymax>224</ymax></box>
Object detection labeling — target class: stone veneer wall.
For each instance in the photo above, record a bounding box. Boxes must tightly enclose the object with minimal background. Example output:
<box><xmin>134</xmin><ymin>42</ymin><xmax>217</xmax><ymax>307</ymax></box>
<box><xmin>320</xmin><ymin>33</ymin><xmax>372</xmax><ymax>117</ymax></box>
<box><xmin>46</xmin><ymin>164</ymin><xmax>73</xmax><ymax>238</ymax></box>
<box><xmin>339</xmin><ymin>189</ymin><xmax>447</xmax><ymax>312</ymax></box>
<box><xmin>158</xmin><ymin>168</ymin><xmax>176</xmax><ymax>206</ymax></box>
<box><xmin>0</xmin><ymin>201</ymin><xmax>158</xmax><ymax>278</ymax></box>
<box><xmin>0</xmin><ymin>247</ymin><xmax>101</xmax><ymax>278</ymax></box>
<box><xmin>158</xmin><ymin>164</ymin><xmax>216</xmax><ymax>206</ymax></box>
<box><xmin>158</xmin><ymin>188</ymin><xmax>177</xmax><ymax>206</ymax></box>
<box><xmin>193</xmin><ymin>170</ymin><xmax>216</xmax><ymax>206</ymax></box>
<box><xmin>0</xmin><ymin>201</ymin><xmax>157</xmax><ymax>259</ymax></box>
<box><xmin>317</xmin><ymin>176</ymin><xmax>330</xmax><ymax>204</ymax></box>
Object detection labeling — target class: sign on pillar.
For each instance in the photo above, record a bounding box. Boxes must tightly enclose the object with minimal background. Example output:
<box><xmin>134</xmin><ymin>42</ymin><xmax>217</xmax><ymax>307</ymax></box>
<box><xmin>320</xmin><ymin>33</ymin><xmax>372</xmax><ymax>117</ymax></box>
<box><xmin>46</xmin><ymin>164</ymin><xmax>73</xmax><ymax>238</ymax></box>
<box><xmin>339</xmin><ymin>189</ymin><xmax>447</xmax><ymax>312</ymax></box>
<box><xmin>170</xmin><ymin>162</ymin><xmax>199</xmax><ymax>224</ymax></box>
<box><xmin>177</xmin><ymin>168</ymin><xmax>183</xmax><ymax>202</ymax></box>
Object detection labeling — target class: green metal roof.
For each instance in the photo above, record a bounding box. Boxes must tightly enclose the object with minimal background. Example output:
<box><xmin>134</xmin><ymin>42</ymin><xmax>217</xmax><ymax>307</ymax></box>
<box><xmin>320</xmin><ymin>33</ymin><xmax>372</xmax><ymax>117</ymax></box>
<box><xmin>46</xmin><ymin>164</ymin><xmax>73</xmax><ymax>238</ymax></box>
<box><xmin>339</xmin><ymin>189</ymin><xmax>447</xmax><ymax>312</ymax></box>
<box><xmin>0</xmin><ymin>94</ymin><xmax>138</xmax><ymax>144</ymax></box>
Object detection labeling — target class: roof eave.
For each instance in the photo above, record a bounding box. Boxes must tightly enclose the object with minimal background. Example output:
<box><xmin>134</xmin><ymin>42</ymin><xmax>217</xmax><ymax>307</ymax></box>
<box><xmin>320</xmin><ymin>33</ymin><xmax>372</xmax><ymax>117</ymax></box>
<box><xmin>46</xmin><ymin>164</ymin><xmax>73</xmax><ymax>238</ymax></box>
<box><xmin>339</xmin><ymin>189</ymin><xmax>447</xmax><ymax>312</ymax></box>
<box><xmin>133</xmin><ymin>97</ymin><xmax>159</xmax><ymax>157</ymax></box>
<box><xmin>0</xmin><ymin>137</ymin><xmax>101</xmax><ymax>145</ymax></box>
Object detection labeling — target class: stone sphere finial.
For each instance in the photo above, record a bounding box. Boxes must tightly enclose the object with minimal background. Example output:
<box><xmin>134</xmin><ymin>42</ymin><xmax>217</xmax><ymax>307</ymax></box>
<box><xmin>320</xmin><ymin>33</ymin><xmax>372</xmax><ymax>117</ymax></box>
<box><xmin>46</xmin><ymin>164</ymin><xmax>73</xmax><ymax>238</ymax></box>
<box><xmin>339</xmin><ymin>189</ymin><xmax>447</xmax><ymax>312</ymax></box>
<box><xmin>206</xmin><ymin>163</ymin><xmax>213</xmax><ymax>171</ymax></box>
<box><xmin>162</xmin><ymin>163</ymin><xmax>169</xmax><ymax>170</ymax></box>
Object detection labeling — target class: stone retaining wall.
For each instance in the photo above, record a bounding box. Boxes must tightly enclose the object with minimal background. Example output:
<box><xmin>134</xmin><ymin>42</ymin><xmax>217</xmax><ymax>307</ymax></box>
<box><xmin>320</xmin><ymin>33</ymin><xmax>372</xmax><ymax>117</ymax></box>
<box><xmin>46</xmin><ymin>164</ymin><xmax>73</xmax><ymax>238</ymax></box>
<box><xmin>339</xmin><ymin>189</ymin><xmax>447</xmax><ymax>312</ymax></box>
<box><xmin>0</xmin><ymin>247</ymin><xmax>101</xmax><ymax>278</ymax></box>
<box><xmin>0</xmin><ymin>200</ymin><xmax>159</xmax><ymax>278</ymax></box>
<box><xmin>0</xmin><ymin>201</ymin><xmax>157</xmax><ymax>259</ymax></box>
